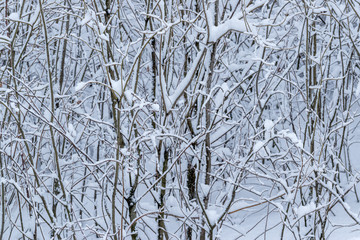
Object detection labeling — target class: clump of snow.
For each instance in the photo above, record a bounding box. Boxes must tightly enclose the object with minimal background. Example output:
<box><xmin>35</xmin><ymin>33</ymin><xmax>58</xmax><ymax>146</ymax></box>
<box><xmin>8</xmin><ymin>12</ymin><xmax>20</xmax><ymax>21</ymax></box>
<box><xmin>99</xmin><ymin>33</ymin><xmax>109</xmax><ymax>41</ymax></box>
<box><xmin>278</xmin><ymin>129</ymin><xmax>303</xmax><ymax>148</ymax></box>
<box><xmin>253</xmin><ymin>141</ymin><xmax>264</xmax><ymax>152</ymax></box>
<box><xmin>151</xmin><ymin>104</ymin><xmax>160</xmax><ymax>112</ymax></box>
<box><xmin>264</xmin><ymin>119</ymin><xmax>274</xmax><ymax>131</ymax></box>
<box><xmin>80</xmin><ymin>10</ymin><xmax>96</xmax><ymax>26</ymax></box>
<box><xmin>221</xmin><ymin>82</ymin><xmax>229</xmax><ymax>93</ymax></box>
<box><xmin>284</xmin><ymin>191</ymin><xmax>295</xmax><ymax>202</ymax></box>
<box><xmin>264</xmin><ymin>119</ymin><xmax>274</xmax><ymax>139</ymax></box>
<box><xmin>206</xmin><ymin>209</ymin><xmax>219</xmax><ymax>225</ymax></box>
<box><xmin>111</xmin><ymin>79</ymin><xmax>124</xmax><ymax>96</ymax></box>
<box><xmin>206</xmin><ymin>206</ymin><xmax>220</xmax><ymax>225</ymax></box>
<box><xmin>208</xmin><ymin>17</ymin><xmax>253</xmax><ymax>42</ymax></box>
<box><xmin>80</xmin><ymin>12</ymin><xmax>92</xmax><ymax>25</ymax></box>
<box><xmin>295</xmin><ymin>202</ymin><xmax>316</xmax><ymax>217</ymax></box>
<box><xmin>168</xmin><ymin>195</ymin><xmax>177</xmax><ymax>207</ymax></box>
<box><xmin>10</xmin><ymin>102</ymin><xmax>19</xmax><ymax>113</ymax></box>
<box><xmin>124</xmin><ymin>90</ymin><xmax>133</xmax><ymax>103</ymax></box>
<box><xmin>98</xmin><ymin>22</ymin><xmax>107</xmax><ymax>34</ymax></box>
<box><xmin>167</xmin><ymin>48</ymin><xmax>206</xmax><ymax>111</ymax></box>
<box><xmin>120</xmin><ymin>148</ymin><xmax>131</xmax><ymax>156</ymax></box>
<box><xmin>75</xmin><ymin>81</ymin><xmax>87</xmax><ymax>91</ymax></box>
<box><xmin>67</xmin><ymin>123</ymin><xmax>77</xmax><ymax>140</ymax></box>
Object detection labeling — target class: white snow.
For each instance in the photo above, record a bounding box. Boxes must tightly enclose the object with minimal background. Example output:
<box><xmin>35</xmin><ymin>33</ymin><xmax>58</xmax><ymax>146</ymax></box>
<box><xmin>167</xmin><ymin>47</ymin><xmax>206</xmax><ymax>110</ymax></box>
<box><xmin>206</xmin><ymin>209</ymin><xmax>219</xmax><ymax>225</ymax></box>
<box><xmin>29</xmin><ymin>5</ymin><xmax>40</xmax><ymax>25</ymax></box>
<box><xmin>10</xmin><ymin>102</ymin><xmax>19</xmax><ymax>113</ymax></box>
<box><xmin>110</xmin><ymin>79</ymin><xmax>124</xmax><ymax>96</ymax></box>
<box><xmin>264</xmin><ymin>119</ymin><xmax>274</xmax><ymax>131</ymax></box>
<box><xmin>75</xmin><ymin>81</ymin><xmax>87</xmax><ymax>91</ymax></box>
<box><xmin>33</xmin><ymin>195</ymin><xmax>42</xmax><ymax>203</ymax></box>
<box><xmin>227</xmin><ymin>63</ymin><xmax>242</xmax><ymax>72</ymax></box>
<box><xmin>213</xmin><ymin>85</ymin><xmax>226</xmax><ymax>109</ymax></box>
<box><xmin>80</xmin><ymin>11</ymin><xmax>95</xmax><ymax>26</ymax></box>
<box><xmin>253</xmin><ymin>141</ymin><xmax>264</xmax><ymax>152</ymax></box>
<box><xmin>151</xmin><ymin>104</ymin><xmax>160</xmax><ymax>112</ymax></box>
<box><xmin>68</xmin><ymin>123</ymin><xmax>77</xmax><ymax>140</ymax></box>
<box><xmin>3</xmin><ymin>1</ymin><xmax>360</xmax><ymax>239</ymax></box>
<box><xmin>356</xmin><ymin>81</ymin><xmax>360</xmax><ymax>97</ymax></box>
<box><xmin>215</xmin><ymin>147</ymin><xmax>232</xmax><ymax>159</ymax></box>
<box><xmin>208</xmin><ymin>18</ymin><xmax>253</xmax><ymax>42</ymax></box>
<box><xmin>8</xmin><ymin>12</ymin><xmax>20</xmax><ymax>21</ymax></box>
<box><xmin>295</xmin><ymin>202</ymin><xmax>316</xmax><ymax>217</ymax></box>
<box><xmin>201</xmin><ymin>184</ymin><xmax>211</xmax><ymax>196</ymax></box>
<box><xmin>99</xmin><ymin>33</ymin><xmax>109</xmax><ymax>41</ymax></box>
<box><xmin>278</xmin><ymin>129</ymin><xmax>303</xmax><ymax>148</ymax></box>
<box><xmin>124</xmin><ymin>90</ymin><xmax>133</xmax><ymax>103</ymax></box>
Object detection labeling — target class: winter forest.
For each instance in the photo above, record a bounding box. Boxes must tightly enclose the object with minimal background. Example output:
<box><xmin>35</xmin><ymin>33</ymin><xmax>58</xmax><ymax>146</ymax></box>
<box><xmin>2</xmin><ymin>0</ymin><xmax>360</xmax><ymax>239</ymax></box>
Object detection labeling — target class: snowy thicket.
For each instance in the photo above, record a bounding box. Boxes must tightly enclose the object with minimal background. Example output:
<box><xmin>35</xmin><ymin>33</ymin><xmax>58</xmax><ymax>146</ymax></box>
<box><xmin>1</xmin><ymin>0</ymin><xmax>360</xmax><ymax>239</ymax></box>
